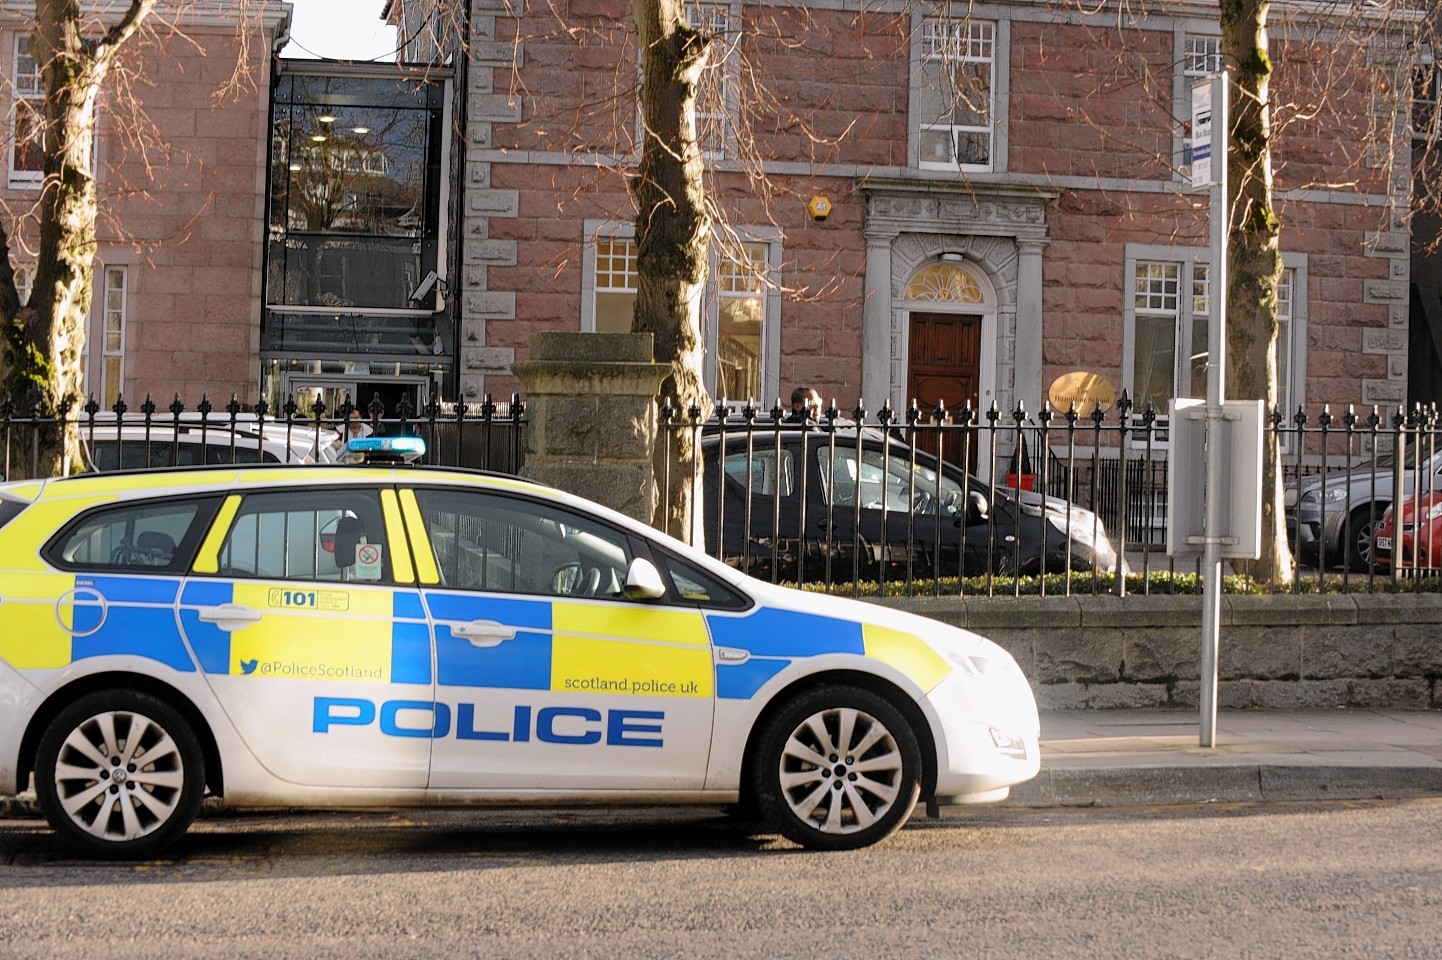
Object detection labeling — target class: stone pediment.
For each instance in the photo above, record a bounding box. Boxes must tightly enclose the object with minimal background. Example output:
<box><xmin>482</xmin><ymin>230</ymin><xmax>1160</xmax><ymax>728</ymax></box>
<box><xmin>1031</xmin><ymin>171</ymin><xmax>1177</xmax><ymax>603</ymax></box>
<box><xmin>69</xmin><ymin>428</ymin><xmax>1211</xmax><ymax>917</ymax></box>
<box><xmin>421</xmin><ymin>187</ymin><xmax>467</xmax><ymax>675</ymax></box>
<box><xmin>857</xmin><ymin>177</ymin><xmax>1056</xmax><ymax>242</ymax></box>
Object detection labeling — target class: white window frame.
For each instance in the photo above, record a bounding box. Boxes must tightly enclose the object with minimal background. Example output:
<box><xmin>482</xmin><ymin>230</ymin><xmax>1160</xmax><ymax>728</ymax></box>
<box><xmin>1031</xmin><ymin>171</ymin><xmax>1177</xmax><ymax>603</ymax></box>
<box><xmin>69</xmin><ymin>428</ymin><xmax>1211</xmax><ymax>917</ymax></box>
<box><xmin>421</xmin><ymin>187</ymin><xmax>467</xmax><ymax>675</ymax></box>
<box><xmin>580</xmin><ymin>225</ymin><xmax>640</xmax><ymax>336</ymax></box>
<box><xmin>705</xmin><ymin>229</ymin><xmax>781</xmax><ymax>404</ymax></box>
<box><xmin>1415</xmin><ymin>46</ymin><xmax>1440</xmax><ymax>144</ymax></box>
<box><xmin>9</xmin><ymin>32</ymin><xmax>43</xmax><ymax>188</ymax></box>
<box><xmin>1123</xmin><ymin>246</ymin><xmax>1307</xmax><ymax>444</ymax></box>
<box><xmin>1174</xmin><ymin>29</ymin><xmax>1223</xmax><ymax>180</ymax></box>
<box><xmin>913</xmin><ymin>16</ymin><xmax>1000</xmax><ymax>173</ymax></box>
<box><xmin>687</xmin><ymin>2</ymin><xmax>738</xmax><ymax>160</ymax></box>
<box><xmin>13</xmin><ymin>262</ymin><xmax>31</xmax><ymax>305</ymax></box>
<box><xmin>87</xmin><ymin>266</ymin><xmax>127</xmax><ymax>407</ymax></box>
<box><xmin>581</xmin><ymin>220</ymin><xmax>781</xmax><ymax>403</ymax></box>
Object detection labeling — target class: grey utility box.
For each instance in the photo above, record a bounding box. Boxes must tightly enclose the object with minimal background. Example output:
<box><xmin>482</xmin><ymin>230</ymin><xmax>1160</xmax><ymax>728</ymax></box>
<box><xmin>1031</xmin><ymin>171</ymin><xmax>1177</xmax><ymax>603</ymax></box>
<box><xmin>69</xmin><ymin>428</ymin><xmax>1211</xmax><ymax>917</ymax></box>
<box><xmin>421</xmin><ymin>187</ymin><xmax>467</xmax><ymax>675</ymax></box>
<box><xmin>1166</xmin><ymin>398</ymin><xmax>1265</xmax><ymax>559</ymax></box>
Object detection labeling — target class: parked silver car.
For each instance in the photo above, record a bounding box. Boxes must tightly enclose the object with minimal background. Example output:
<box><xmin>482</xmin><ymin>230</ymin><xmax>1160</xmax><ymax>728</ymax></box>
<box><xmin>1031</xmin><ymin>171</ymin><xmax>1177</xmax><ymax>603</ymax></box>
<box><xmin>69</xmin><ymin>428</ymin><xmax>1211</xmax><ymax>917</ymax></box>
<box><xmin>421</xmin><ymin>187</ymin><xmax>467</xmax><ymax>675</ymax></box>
<box><xmin>78</xmin><ymin>415</ymin><xmax>340</xmax><ymax>471</ymax></box>
<box><xmin>1284</xmin><ymin>449</ymin><xmax>1442</xmax><ymax>570</ymax></box>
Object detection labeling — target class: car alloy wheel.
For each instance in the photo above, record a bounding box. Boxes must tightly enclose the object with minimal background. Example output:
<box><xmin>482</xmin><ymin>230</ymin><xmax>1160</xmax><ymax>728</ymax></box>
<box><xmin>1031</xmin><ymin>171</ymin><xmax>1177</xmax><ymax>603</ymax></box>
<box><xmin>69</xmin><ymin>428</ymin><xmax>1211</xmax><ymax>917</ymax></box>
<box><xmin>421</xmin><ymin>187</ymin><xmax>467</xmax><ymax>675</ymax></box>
<box><xmin>35</xmin><ymin>691</ymin><xmax>205</xmax><ymax>859</ymax></box>
<box><xmin>1347</xmin><ymin>504</ymin><xmax>1386</xmax><ymax>572</ymax></box>
<box><xmin>753</xmin><ymin>685</ymin><xmax>921</xmax><ymax>850</ymax></box>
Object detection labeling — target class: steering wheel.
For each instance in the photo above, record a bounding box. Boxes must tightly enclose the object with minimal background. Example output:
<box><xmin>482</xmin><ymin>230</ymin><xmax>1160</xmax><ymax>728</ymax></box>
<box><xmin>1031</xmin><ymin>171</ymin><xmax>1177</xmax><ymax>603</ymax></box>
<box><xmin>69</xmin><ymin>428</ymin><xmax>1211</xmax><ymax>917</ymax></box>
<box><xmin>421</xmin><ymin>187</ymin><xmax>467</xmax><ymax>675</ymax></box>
<box><xmin>553</xmin><ymin>562</ymin><xmax>605</xmax><ymax>596</ymax></box>
<box><xmin>109</xmin><ymin>543</ymin><xmax>148</xmax><ymax>566</ymax></box>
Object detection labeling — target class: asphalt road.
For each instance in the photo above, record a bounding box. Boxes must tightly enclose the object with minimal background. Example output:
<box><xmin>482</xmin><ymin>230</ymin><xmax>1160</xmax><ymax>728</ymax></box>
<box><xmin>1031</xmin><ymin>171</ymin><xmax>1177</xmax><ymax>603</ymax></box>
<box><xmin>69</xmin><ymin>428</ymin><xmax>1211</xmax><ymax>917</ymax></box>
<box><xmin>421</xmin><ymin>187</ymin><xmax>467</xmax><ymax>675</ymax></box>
<box><xmin>2</xmin><ymin>801</ymin><xmax>1440</xmax><ymax>959</ymax></box>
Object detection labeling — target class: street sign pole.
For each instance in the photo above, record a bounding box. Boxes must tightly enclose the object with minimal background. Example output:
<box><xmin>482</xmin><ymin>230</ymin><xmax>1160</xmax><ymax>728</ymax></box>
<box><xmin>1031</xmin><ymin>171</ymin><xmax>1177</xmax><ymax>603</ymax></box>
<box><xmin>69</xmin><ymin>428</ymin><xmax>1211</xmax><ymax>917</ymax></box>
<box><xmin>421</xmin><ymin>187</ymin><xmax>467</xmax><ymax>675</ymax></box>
<box><xmin>1199</xmin><ymin>73</ymin><xmax>1228</xmax><ymax>748</ymax></box>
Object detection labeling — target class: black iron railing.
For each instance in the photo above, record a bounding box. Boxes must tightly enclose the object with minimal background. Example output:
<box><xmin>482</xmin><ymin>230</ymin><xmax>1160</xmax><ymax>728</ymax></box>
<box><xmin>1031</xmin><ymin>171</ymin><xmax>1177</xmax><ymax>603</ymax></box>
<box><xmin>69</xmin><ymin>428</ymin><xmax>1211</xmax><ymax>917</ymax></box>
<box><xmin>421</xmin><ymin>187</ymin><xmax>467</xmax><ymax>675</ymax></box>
<box><xmin>0</xmin><ymin>391</ymin><xmax>526</xmax><ymax>479</ymax></box>
<box><xmin>7</xmin><ymin>389</ymin><xmax>1442</xmax><ymax>596</ymax></box>
<box><xmin>660</xmin><ymin>396</ymin><xmax>1442</xmax><ymax>596</ymax></box>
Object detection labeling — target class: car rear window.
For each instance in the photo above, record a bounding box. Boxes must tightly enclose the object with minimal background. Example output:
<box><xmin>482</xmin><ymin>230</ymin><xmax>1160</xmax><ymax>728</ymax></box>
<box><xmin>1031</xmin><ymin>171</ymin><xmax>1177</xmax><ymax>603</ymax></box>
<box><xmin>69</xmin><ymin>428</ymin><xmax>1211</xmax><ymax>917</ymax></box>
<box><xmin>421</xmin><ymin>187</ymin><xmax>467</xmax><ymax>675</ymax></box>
<box><xmin>45</xmin><ymin>497</ymin><xmax>221</xmax><ymax>574</ymax></box>
<box><xmin>0</xmin><ymin>496</ymin><xmax>26</xmax><ymax>532</ymax></box>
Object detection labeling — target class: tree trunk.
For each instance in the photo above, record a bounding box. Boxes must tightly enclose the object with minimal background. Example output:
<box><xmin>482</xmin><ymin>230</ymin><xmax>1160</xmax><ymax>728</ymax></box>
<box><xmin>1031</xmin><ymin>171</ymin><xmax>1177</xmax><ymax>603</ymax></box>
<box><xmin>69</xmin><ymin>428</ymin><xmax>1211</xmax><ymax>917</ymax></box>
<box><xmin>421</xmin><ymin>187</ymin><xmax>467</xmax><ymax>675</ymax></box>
<box><xmin>1222</xmin><ymin>0</ymin><xmax>1294</xmax><ymax>585</ymax></box>
<box><xmin>0</xmin><ymin>2</ymin><xmax>155</xmax><ymax>477</ymax></box>
<box><xmin>632</xmin><ymin>0</ymin><xmax>713</xmax><ymax>544</ymax></box>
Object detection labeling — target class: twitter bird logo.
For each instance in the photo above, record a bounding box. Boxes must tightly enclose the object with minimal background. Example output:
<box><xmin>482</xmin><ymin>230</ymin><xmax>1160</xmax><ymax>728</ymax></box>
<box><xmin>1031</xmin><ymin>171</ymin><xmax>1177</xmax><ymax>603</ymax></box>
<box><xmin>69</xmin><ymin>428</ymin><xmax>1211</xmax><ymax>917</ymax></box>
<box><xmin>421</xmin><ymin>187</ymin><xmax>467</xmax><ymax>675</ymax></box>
<box><xmin>240</xmin><ymin>659</ymin><xmax>259</xmax><ymax>675</ymax></box>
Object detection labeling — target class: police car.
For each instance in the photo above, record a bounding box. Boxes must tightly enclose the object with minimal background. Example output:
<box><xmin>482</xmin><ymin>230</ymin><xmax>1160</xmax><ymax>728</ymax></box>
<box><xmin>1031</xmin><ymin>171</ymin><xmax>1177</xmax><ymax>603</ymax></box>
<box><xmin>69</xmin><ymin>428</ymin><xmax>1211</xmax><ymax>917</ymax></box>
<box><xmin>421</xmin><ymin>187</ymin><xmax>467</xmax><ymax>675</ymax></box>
<box><xmin>0</xmin><ymin>438</ymin><xmax>1040</xmax><ymax>857</ymax></box>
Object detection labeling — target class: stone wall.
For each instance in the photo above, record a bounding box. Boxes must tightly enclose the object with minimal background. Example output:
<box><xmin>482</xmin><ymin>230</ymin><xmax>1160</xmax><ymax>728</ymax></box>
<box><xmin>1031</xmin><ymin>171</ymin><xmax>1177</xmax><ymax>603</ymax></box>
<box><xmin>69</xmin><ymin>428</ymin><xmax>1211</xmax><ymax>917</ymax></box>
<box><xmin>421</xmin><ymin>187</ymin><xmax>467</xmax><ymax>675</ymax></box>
<box><xmin>874</xmin><ymin>594</ymin><xmax>1442</xmax><ymax>710</ymax></box>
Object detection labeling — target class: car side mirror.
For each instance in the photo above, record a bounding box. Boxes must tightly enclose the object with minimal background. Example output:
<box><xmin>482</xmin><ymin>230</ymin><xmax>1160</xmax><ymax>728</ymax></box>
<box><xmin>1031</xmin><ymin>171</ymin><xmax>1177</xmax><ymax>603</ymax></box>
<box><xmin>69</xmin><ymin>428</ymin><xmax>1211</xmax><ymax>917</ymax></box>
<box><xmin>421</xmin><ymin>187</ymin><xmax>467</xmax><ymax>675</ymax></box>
<box><xmin>967</xmin><ymin>490</ymin><xmax>989</xmax><ymax>524</ymax></box>
<box><xmin>623</xmin><ymin>557</ymin><xmax>667</xmax><ymax>600</ymax></box>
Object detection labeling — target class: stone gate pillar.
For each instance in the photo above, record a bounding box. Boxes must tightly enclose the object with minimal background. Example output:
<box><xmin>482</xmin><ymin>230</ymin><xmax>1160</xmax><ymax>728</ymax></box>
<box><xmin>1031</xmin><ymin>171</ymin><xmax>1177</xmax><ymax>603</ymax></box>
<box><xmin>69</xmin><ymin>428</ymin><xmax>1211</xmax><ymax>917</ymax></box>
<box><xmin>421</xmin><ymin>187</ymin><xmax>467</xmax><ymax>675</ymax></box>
<box><xmin>510</xmin><ymin>332</ymin><xmax>670</xmax><ymax>524</ymax></box>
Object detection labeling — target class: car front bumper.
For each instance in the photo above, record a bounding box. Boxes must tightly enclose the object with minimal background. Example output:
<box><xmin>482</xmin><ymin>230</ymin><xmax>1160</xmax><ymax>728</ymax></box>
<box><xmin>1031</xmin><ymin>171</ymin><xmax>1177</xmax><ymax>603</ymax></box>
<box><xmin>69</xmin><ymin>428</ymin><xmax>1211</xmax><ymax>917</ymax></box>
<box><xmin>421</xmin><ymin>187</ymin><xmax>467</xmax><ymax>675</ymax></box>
<box><xmin>922</xmin><ymin>661</ymin><xmax>1040</xmax><ymax>800</ymax></box>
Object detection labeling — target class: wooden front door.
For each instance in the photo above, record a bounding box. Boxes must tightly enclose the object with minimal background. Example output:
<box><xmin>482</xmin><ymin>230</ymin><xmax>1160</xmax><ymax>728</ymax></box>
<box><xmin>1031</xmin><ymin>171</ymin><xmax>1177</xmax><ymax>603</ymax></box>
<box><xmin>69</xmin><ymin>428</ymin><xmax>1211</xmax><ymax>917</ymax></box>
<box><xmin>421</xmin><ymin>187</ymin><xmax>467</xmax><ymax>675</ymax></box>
<box><xmin>907</xmin><ymin>312</ymin><xmax>982</xmax><ymax>470</ymax></box>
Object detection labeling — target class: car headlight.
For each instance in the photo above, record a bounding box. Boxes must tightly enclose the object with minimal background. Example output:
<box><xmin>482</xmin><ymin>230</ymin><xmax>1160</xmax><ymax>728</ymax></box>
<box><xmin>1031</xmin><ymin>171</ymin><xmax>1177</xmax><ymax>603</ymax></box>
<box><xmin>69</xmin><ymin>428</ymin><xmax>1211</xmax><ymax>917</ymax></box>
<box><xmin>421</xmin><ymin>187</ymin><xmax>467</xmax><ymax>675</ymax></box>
<box><xmin>1046</xmin><ymin>510</ymin><xmax>1118</xmax><ymax>570</ymax></box>
<box><xmin>1426</xmin><ymin>501</ymin><xmax>1442</xmax><ymax>522</ymax></box>
<box><xmin>989</xmin><ymin>728</ymin><xmax>1030</xmax><ymax>759</ymax></box>
<box><xmin>1302</xmin><ymin>486</ymin><xmax>1347</xmax><ymax>505</ymax></box>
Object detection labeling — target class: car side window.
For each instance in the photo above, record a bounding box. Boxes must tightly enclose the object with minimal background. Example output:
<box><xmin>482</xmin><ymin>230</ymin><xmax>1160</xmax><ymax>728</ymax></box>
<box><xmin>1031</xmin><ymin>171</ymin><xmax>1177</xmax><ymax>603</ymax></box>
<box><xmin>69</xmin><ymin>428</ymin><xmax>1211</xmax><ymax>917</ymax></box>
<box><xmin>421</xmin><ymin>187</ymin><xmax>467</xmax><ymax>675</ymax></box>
<box><xmin>818</xmin><ymin>446</ymin><xmax>968</xmax><ymax>518</ymax></box>
<box><xmin>412</xmin><ymin>489</ymin><xmax>634</xmax><ymax>599</ymax></box>
<box><xmin>655</xmin><ymin>551</ymin><xmax>748</xmax><ymax>609</ymax></box>
<box><xmin>723</xmin><ymin>447</ymin><xmax>795</xmax><ymax>498</ymax></box>
<box><xmin>218</xmin><ymin>489</ymin><xmax>391</xmax><ymax>582</ymax></box>
<box><xmin>88</xmin><ymin>438</ymin><xmax>271</xmax><ymax>471</ymax></box>
<box><xmin>47</xmin><ymin>498</ymin><xmax>218</xmax><ymax>573</ymax></box>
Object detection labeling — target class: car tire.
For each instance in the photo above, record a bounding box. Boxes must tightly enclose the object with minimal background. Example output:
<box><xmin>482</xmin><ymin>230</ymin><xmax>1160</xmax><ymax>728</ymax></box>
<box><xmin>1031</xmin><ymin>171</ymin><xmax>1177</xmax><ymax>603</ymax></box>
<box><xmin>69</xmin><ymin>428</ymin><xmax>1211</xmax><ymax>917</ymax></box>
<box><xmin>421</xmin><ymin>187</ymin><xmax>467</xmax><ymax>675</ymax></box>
<box><xmin>752</xmin><ymin>685</ymin><xmax>921</xmax><ymax>851</ymax></box>
<box><xmin>1345</xmin><ymin>502</ymin><xmax>1388</xmax><ymax>572</ymax></box>
<box><xmin>35</xmin><ymin>690</ymin><xmax>205</xmax><ymax>860</ymax></box>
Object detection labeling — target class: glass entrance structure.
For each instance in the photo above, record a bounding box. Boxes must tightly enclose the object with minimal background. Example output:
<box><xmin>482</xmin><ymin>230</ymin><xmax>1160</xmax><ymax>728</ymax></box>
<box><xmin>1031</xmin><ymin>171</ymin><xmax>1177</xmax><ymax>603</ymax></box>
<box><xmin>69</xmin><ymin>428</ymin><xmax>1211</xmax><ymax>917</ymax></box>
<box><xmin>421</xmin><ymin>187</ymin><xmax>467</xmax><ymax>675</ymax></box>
<box><xmin>264</xmin><ymin>61</ymin><xmax>455</xmax><ymax>410</ymax></box>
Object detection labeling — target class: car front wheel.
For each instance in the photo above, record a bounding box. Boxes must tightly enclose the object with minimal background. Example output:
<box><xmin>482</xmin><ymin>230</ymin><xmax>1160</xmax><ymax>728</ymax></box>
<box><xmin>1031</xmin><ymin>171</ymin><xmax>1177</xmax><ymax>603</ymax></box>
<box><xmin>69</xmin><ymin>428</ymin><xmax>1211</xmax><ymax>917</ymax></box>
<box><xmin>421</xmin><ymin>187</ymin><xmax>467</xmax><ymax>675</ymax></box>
<box><xmin>752</xmin><ymin>685</ymin><xmax>921</xmax><ymax>850</ymax></box>
<box><xmin>1345</xmin><ymin>503</ymin><xmax>1388</xmax><ymax>572</ymax></box>
<box><xmin>35</xmin><ymin>691</ymin><xmax>205</xmax><ymax>859</ymax></box>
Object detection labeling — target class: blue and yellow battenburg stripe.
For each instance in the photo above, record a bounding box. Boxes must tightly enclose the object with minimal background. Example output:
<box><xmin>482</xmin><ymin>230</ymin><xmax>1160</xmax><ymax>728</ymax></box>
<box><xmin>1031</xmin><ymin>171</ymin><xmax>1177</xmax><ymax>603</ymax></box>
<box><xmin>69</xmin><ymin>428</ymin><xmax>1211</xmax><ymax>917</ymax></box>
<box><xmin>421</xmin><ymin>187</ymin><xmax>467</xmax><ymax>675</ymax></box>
<box><xmin>0</xmin><ymin>574</ymin><xmax>195</xmax><ymax>672</ymax></box>
<box><xmin>1</xmin><ymin>577</ymin><xmax>947</xmax><ymax>701</ymax></box>
<box><xmin>178</xmin><ymin>580</ymin><xmax>430</xmax><ymax>683</ymax></box>
<box><xmin>705</xmin><ymin>607</ymin><xmax>950</xmax><ymax>699</ymax></box>
<box><xmin>427</xmin><ymin>593</ymin><xmax>713</xmax><ymax>697</ymax></box>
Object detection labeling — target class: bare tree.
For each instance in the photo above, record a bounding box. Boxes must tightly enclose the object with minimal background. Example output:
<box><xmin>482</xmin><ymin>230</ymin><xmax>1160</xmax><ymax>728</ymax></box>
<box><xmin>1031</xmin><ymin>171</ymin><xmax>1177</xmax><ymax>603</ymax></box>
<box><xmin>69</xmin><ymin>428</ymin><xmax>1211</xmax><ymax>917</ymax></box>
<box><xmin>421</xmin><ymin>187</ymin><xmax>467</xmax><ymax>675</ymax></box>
<box><xmin>631</xmin><ymin>0</ymin><xmax>713</xmax><ymax>540</ymax></box>
<box><xmin>0</xmin><ymin>0</ymin><xmax>267</xmax><ymax>478</ymax></box>
<box><xmin>1222</xmin><ymin>0</ymin><xmax>1290</xmax><ymax>582</ymax></box>
<box><xmin>1</xmin><ymin>0</ymin><xmax>161</xmax><ymax>475</ymax></box>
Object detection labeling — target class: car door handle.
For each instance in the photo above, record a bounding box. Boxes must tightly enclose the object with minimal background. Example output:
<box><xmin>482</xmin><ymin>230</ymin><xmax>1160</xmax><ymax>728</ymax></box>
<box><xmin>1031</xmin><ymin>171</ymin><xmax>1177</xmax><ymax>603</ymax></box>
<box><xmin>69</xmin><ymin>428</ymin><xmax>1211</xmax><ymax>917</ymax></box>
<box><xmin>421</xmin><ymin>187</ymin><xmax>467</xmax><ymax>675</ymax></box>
<box><xmin>196</xmin><ymin>604</ymin><xmax>263</xmax><ymax>630</ymax></box>
<box><xmin>451</xmin><ymin>620</ymin><xmax>517</xmax><ymax>647</ymax></box>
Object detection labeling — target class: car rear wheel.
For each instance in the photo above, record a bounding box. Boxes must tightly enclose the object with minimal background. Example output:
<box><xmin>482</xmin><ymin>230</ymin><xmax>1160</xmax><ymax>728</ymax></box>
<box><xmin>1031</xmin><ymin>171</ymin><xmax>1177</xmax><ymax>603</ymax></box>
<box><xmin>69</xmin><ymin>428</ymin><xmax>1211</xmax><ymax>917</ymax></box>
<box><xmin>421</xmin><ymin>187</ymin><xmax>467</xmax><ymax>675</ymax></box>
<box><xmin>752</xmin><ymin>685</ymin><xmax>921</xmax><ymax>850</ymax></box>
<box><xmin>35</xmin><ymin>691</ymin><xmax>205</xmax><ymax>859</ymax></box>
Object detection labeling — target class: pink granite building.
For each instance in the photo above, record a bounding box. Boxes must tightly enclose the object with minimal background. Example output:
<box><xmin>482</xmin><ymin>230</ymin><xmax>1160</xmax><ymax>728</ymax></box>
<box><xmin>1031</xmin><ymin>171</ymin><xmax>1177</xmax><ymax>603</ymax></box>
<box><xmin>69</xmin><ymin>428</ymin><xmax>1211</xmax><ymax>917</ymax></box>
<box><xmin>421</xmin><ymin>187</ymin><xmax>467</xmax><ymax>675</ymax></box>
<box><xmin>377</xmin><ymin>1</ymin><xmax>1419</xmax><ymax>434</ymax></box>
<box><xmin>1</xmin><ymin>1</ymin><xmax>290</xmax><ymax>407</ymax></box>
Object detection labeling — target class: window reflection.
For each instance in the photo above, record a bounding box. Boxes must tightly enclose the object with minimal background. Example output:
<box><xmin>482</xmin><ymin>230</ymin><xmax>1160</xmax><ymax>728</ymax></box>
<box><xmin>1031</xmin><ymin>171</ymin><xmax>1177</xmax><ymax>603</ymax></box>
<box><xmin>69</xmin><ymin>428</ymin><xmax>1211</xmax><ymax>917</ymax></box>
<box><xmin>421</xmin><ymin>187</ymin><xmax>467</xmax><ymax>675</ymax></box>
<box><xmin>268</xmin><ymin>74</ymin><xmax>443</xmax><ymax>314</ymax></box>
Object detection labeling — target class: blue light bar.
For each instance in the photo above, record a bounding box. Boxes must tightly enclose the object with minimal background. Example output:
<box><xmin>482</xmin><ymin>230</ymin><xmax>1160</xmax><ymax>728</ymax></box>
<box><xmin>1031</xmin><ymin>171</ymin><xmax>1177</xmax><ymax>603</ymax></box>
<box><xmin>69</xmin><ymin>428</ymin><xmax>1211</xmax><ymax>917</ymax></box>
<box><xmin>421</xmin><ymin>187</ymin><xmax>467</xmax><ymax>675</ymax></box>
<box><xmin>343</xmin><ymin>435</ymin><xmax>426</xmax><ymax>464</ymax></box>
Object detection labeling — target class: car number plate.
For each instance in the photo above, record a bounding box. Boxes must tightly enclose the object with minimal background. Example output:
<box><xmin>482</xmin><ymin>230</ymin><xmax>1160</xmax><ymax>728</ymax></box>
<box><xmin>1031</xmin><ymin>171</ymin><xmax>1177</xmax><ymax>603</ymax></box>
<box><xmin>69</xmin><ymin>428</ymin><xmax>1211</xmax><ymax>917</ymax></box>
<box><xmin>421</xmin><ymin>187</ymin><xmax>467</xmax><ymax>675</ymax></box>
<box><xmin>1376</xmin><ymin>536</ymin><xmax>1392</xmax><ymax>550</ymax></box>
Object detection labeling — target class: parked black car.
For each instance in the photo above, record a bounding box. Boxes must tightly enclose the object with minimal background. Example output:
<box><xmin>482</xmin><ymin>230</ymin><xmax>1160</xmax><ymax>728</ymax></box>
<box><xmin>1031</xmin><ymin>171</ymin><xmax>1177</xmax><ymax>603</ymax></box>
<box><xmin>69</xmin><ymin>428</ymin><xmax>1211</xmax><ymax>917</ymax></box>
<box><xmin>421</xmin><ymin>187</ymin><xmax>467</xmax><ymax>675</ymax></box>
<box><xmin>700</xmin><ymin>426</ymin><xmax>1119</xmax><ymax>583</ymax></box>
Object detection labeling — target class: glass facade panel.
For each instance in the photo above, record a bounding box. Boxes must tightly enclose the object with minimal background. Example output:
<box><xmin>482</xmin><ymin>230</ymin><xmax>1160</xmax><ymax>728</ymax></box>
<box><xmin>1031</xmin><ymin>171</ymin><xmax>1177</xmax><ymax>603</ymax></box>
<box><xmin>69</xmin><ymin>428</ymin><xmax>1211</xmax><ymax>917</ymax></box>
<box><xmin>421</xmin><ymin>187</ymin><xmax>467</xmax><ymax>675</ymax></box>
<box><xmin>262</xmin><ymin>312</ymin><xmax>442</xmax><ymax>356</ymax></box>
<box><xmin>266</xmin><ymin>234</ymin><xmax>435</xmax><ymax>312</ymax></box>
<box><xmin>265</xmin><ymin>69</ymin><xmax>451</xmax><ymax>384</ymax></box>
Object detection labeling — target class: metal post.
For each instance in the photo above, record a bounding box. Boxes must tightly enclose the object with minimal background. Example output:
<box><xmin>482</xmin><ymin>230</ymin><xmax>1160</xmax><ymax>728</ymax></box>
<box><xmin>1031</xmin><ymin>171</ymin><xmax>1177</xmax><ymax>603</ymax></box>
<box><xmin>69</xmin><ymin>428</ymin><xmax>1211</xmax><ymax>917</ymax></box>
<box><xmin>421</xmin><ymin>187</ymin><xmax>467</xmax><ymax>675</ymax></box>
<box><xmin>1200</xmin><ymin>73</ymin><xmax>1229</xmax><ymax>748</ymax></box>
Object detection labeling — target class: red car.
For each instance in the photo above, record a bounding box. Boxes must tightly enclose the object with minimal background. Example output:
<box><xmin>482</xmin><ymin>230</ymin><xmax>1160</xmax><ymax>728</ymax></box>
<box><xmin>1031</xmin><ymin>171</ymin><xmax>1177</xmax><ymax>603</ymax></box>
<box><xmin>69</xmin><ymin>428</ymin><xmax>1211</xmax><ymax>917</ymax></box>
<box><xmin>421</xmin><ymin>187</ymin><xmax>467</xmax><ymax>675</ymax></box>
<box><xmin>1373</xmin><ymin>492</ymin><xmax>1442</xmax><ymax>571</ymax></box>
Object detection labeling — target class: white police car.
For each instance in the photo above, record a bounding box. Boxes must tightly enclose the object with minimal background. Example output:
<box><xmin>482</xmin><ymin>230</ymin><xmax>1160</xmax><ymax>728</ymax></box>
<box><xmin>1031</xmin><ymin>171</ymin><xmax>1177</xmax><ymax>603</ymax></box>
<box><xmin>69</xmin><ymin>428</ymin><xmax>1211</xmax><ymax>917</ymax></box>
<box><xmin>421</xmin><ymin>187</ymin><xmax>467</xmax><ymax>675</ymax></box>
<box><xmin>0</xmin><ymin>438</ymin><xmax>1039</xmax><ymax>856</ymax></box>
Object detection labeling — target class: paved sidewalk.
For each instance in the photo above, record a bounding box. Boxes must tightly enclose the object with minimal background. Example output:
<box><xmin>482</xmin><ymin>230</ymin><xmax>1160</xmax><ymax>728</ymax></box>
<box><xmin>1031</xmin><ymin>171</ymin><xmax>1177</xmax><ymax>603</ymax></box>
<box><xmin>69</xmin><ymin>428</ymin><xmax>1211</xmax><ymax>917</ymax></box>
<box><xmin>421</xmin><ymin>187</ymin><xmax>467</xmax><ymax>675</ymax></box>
<box><xmin>1006</xmin><ymin>708</ymin><xmax>1442</xmax><ymax>808</ymax></box>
